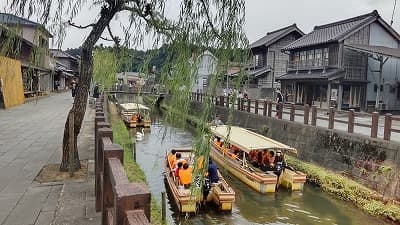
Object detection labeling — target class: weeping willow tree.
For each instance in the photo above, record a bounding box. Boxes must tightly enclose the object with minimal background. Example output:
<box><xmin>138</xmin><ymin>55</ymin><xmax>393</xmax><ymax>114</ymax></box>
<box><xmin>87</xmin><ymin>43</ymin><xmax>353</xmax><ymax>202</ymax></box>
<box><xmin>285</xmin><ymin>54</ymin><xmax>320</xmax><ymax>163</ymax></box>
<box><xmin>93</xmin><ymin>49</ymin><xmax>118</xmax><ymax>89</ymax></box>
<box><xmin>6</xmin><ymin>0</ymin><xmax>248</xmax><ymax>172</ymax></box>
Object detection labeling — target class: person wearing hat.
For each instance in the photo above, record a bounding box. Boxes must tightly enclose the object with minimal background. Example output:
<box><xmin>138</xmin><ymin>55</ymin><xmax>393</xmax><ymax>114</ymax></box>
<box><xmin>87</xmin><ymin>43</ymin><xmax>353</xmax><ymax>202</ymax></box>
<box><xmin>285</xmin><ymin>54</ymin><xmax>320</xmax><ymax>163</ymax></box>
<box><xmin>210</xmin><ymin>114</ymin><xmax>224</xmax><ymax>126</ymax></box>
<box><xmin>273</xmin><ymin>150</ymin><xmax>286</xmax><ymax>177</ymax></box>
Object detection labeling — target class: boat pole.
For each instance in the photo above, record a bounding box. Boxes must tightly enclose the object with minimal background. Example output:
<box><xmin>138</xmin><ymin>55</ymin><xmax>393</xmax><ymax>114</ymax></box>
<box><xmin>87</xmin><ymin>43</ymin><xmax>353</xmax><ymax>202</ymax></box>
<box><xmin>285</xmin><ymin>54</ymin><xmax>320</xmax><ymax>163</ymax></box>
<box><xmin>162</xmin><ymin>191</ymin><xmax>166</xmax><ymax>222</ymax></box>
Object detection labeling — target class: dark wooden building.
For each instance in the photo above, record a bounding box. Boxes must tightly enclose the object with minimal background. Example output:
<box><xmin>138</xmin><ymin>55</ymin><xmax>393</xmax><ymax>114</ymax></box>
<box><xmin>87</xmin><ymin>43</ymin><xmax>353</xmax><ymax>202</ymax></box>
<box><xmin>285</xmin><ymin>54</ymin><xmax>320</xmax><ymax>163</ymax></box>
<box><xmin>248</xmin><ymin>24</ymin><xmax>304</xmax><ymax>99</ymax></box>
<box><xmin>279</xmin><ymin>10</ymin><xmax>400</xmax><ymax>111</ymax></box>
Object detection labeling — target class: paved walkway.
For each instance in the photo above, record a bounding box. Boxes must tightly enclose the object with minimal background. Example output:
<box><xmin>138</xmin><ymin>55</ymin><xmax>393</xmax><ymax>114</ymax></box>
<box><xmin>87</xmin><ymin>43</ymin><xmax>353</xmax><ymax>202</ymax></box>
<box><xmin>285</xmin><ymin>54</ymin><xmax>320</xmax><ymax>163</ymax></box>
<box><xmin>0</xmin><ymin>92</ymin><xmax>100</xmax><ymax>225</ymax></box>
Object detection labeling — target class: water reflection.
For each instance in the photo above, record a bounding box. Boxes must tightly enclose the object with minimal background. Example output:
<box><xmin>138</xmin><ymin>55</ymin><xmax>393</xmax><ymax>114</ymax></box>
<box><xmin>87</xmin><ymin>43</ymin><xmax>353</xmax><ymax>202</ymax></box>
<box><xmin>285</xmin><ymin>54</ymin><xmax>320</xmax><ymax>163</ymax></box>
<box><xmin>130</xmin><ymin>110</ymin><xmax>389</xmax><ymax>225</ymax></box>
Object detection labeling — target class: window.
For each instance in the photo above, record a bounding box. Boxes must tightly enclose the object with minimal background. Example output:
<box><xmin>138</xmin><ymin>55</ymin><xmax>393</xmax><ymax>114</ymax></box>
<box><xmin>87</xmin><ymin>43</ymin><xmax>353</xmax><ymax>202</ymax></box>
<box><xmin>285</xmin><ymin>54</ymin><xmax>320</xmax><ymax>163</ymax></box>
<box><xmin>323</xmin><ymin>48</ymin><xmax>329</xmax><ymax>65</ymax></box>
<box><xmin>300</xmin><ymin>51</ymin><xmax>306</xmax><ymax>66</ymax></box>
<box><xmin>374</xmin><ymin>84</ymin><xmax>383</xmax><ymax>92</ymax></box>
<box><xmin>255</xmin><ymin>54</ymin><xmax>263</xmax><ymax>68</ymax></box>
<box><xmin>315</xmin><ymin>49</ymin><xmax>322</xmax><ymax>66</ymax></box>
<box><xmin>294</xmin><ymin>52</ymin><xmax>300</xmax><ymax>62</ymax></box>
<box><xmin>307</xmin><ymin>50</ymin><xmax>314</xmax><ymax>66</ymax></box>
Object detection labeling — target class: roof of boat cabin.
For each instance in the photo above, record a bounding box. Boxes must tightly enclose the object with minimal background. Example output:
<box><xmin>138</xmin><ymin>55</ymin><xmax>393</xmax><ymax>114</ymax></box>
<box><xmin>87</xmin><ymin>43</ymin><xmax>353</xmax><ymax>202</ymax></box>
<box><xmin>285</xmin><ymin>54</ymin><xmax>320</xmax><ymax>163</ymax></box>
<box><xmin>210</xmin><ymin>125</ymin><xmax>297</xmax><ymax>153</ymax></box>
<box><xmin>120</xmin><ymin>103</ymin><xmax>150</xmax><ymax>111</ymax></box>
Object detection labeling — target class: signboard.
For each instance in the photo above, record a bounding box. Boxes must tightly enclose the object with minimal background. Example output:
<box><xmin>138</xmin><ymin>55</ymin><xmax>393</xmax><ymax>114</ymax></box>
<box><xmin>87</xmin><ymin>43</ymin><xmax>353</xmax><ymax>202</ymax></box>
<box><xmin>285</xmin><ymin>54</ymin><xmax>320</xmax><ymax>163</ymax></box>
<box><xmin>331</xmin><ymin>88</ymin><xmax>338</xmax><ymax>101</ymax></box>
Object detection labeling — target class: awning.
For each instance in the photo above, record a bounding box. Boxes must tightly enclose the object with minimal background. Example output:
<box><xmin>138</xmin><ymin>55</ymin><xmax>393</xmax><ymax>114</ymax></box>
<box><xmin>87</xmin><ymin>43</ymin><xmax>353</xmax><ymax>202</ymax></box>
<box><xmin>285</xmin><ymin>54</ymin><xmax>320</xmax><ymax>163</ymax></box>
<box><xmin>248</xmin><ymin>67</ymin><xmax>271</xmax><ymax>78</ymax></box>
<box><xmin>345</xmin><ymin>44</ymin><xmax>400</xmax><ymax>59</ymax></box>
<box><xmin>277</xmin><ymin>69</ymin><xmax>345</xmax><ymax>81</ymax></box>
<box><xmin>120</xmin><ymin>103</ymin><xmax>150</xmax><ymax>111</ymax></box>
<box><xmin>210</xmin><ymin>125</ymin><xmax>297</xmax><ymax>153</ymax></box>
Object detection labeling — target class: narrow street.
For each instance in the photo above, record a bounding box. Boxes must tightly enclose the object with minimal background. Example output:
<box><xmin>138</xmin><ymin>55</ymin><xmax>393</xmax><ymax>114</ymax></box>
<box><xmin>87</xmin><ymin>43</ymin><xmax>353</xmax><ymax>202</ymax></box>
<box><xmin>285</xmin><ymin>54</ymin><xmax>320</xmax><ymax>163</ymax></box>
<box><xmin>0</xmin><ymin>92</ymin><xmax>98</xmax><ymax>225</ymax></box>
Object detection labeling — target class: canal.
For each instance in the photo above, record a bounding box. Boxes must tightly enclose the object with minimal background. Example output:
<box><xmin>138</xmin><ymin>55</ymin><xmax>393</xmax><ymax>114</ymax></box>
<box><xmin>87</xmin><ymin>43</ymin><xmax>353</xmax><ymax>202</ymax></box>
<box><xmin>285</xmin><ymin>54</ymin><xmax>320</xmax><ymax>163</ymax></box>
<box><xmin>129</xmin><ymin>109</ymin><xmax>389</xmax><ymax>225</ymax></box>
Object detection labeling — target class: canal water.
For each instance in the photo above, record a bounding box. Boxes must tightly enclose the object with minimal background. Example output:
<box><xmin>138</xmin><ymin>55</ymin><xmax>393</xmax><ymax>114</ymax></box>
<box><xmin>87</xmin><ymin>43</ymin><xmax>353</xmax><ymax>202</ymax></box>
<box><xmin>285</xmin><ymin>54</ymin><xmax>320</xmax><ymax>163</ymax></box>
<box><xmin>129</xmin><ymin>110</ymin><xmax>389</xmax><ymax>225</ymax></box>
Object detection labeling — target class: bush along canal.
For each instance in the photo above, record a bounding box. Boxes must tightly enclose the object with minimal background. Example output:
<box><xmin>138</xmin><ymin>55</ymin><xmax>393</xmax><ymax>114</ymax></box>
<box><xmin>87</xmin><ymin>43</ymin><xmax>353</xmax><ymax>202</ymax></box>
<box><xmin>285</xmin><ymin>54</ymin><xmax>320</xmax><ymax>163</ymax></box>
<box><xmin>122</xmin><ymin>104</ymin><xmax>394</xmax><ymax>225</ymax></box>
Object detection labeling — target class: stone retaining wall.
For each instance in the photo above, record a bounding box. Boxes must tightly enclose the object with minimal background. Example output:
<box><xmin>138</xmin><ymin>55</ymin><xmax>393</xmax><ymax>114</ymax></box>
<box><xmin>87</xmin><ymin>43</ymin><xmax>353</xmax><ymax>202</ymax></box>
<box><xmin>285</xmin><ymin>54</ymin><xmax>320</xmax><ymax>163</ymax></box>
<box><xmin>192</xmin><ymin>102</ymin><xmax>400</xmax><ymax>200</ymax></box>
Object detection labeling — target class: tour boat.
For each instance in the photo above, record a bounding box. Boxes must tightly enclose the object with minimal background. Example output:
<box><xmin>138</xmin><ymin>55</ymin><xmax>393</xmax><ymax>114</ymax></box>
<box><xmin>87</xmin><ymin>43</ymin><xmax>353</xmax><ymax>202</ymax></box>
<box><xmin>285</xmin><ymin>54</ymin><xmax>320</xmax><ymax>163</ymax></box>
<box><xmin>164</xmin><ymin>147</ymin><xmax>236</xmax><ymax>213</ymax></box>
<box><xmin>119</xmin><ymin>103</ymin><xmax>151</xmax><ymax>128</ymax></box>
<box><xmin>210</xmin><ymin>125</ymin><xmax>306</xmax><ymax>193</ymax></box>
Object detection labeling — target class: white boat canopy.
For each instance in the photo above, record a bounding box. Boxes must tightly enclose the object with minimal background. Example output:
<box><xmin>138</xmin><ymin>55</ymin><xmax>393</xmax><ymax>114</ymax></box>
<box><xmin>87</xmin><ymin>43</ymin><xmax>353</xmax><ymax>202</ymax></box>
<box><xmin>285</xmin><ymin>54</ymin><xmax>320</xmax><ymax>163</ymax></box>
<box><xmin>210</xmin><ymin>125</ymin><xmax>297</xmax><ymax>154</ymax></box>
<box><xmin>120</xmin><ymin>103</ymin><xmax>150</xmax><ymax>111</ymax></box>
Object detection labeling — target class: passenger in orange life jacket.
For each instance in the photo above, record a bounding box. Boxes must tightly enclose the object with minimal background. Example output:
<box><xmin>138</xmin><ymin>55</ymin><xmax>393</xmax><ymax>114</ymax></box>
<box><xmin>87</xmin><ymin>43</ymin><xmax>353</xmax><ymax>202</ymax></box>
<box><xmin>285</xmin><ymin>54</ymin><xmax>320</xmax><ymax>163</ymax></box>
<box><xmin>179</xmin><ymin>163</ymin><xmax>193</xmax><ymax>188</ymax></box>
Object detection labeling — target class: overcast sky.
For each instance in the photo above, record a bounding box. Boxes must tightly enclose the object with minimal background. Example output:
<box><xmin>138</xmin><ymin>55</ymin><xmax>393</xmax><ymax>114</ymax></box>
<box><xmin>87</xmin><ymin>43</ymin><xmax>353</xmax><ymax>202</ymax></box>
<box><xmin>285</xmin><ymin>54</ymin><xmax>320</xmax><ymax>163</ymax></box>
<box><xmin>1</xmin><ymin>0</ymin><xmax>399</xmax><ymax>50</ymax></box>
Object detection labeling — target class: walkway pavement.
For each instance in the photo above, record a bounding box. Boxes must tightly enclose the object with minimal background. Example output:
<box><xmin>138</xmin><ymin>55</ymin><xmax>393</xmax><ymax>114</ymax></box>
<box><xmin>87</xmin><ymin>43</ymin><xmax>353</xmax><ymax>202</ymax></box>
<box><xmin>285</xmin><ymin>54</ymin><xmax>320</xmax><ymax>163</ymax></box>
<box><xmin>0</xmin><ymin>92</ymin><xmax>100</xmax><ymax>225</ymax></box>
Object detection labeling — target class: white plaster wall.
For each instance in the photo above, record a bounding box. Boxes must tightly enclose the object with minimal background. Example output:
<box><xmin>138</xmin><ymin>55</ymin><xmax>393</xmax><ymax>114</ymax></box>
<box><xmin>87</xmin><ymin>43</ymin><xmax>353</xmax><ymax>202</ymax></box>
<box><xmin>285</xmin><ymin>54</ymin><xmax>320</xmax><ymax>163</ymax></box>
<box><xmin>192</xmin><ymin>52</ymin><xmax>217</xmax><ymax>93</ymax></box>
<box><xmin>367</xmin><ymin>22</ymin><xmax>400</xmax><ymax>110</ymax></box>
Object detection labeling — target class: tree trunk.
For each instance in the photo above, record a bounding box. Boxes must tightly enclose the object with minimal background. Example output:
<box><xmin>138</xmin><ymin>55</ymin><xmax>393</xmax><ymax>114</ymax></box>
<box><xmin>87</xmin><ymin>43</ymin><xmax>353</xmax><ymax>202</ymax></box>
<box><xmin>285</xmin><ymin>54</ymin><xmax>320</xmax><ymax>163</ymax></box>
<box><xmin>60</xmin><ymin>5</ymin><xmax>120</xmax><ymax>171</ymax></box>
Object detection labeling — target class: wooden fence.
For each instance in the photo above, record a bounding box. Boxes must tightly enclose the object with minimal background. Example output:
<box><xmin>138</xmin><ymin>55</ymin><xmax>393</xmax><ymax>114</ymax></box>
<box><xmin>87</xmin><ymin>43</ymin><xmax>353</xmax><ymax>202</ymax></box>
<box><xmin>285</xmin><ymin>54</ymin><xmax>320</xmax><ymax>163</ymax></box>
<box><xmin>191</xmin><ymin>92</ymin><xmax>400</xmax><ymax>141</ymax></box>
<box><xmin>95</xmin><ymin>96</ymin><xmax>151</xmax><ymax>225</ymax></box>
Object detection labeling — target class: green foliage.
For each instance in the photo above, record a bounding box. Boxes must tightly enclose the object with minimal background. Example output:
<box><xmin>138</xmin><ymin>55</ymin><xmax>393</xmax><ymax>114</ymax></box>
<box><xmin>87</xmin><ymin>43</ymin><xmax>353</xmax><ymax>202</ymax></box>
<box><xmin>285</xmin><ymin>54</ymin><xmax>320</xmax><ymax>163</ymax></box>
<box><xmin>286</xmin><ymin>156</ymin><xmax>400</xmax><ymax>222</ymax></box>
<box><xmin>93</xmin><ymin>49</ymin><xmax>118</xmax><ymax>89</ymax></box>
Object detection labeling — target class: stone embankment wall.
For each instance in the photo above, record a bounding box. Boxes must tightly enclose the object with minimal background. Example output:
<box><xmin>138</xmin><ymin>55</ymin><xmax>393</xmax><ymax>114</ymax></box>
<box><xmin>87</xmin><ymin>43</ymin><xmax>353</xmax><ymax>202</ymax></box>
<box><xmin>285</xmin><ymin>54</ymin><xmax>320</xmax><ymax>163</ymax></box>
<box><xmin>191</xmin><ymin>102</ymin><xmax>400</xmax><ymax>200</ymax></box>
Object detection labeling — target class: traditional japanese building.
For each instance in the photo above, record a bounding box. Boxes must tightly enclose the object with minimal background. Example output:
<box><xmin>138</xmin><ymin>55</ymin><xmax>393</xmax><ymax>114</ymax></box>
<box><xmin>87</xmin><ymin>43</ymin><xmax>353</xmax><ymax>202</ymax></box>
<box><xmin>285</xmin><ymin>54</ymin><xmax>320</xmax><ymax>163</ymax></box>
<box><xmin>248</xmin><ymin>24</ymin><xmax>304</xmax><ymax>99</ymax></box>
<box><xmin>279</xmin><ymin>10</ymin><xmax>400</xmax><ymax>111</ymax></box>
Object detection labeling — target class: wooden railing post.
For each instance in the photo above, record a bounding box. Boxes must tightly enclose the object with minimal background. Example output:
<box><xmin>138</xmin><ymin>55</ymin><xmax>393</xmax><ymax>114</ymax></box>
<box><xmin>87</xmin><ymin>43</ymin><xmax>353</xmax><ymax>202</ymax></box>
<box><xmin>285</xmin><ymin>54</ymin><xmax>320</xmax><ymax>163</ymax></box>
<box><xmin>219</xmin><ymin>96</ymin><xmax>224</xmax><ymax>107</ymax></box>
<box><xmin>304</xmin><ymin>104</ymin><xmax>309</xmax><ymax>125</ymax></box>
<box><xmin>247</xmin><ymin>99</ymin><xmax>251</xmax><ymax>112</ymax></box>
<box><xmin>311</xmin><ymin>105</ymin><xmax>317</xmax><ymax>126</ymax></box>
<box><xmin>267</xmin><ymin>100</ymin><xmax>272</xmax><ymax>117</ymax></box>
<box><xmin>196</xmin><ymin>92</ymin><xmax>199</xmax><ymax>102</ymax></box>
<box><xmin>263</xmin><ymin>101</ymin><xmax>267</xmax><ymax>116</ymax></box>
<box><xmin>290</xmin><ymin>103</ymin><xmax>295</xmax><ymax>121</ymax></box>
<box><xmin>226</xmin><ymin>97</ymin><xmax>229</xmax><ymax>108</ymax></box>
<box><xmin>115</xmin><ymin>182</ymin><xmax>150</xmax><ymax>225</ymax></box>
<box><xmin>384</xmin><ymin>113</ymin><xmax>392</xmax><ymax>141</ymax></box>
<box><xmin>255</xmin><ymin>100</ymin><xmax>259</xmax><ymax>114</ymax></box>
<box><xmin>102</xmin><ymin>143</ymin><xmax>124</xmax><ymax>225</ymax></box>
<box><xmin>237</xmin><ymin>98</ymin><xmax>241</xmax><ymax>110</ymax></box>
<box><xmin>96</xmin><ymin>128</ymin><xmax>113</xmax><ymax>212</ymax></box>
<box><xmin>348</xmin><ymin>109</ymin><xmax>355</xmax><ymax>133</ymax></box>
<box><xmin>328</xmin><ymin>107</ymin><xmax>334</xmax><ymax>129</ymax></box>
<box><xmin>371</xmin><ymin>112</ymin><xmax>379</xmax><ymax>138</ymax></box>
<box><xmin>278</xmin><ymin>102</ymin><xmax>283</xmax><ymax>119</ymax></box>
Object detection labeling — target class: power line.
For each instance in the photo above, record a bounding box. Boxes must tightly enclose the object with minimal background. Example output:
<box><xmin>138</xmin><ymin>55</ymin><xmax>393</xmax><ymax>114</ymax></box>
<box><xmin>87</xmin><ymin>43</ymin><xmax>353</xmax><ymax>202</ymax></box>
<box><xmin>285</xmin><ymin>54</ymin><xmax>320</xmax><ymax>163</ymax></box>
<box><xmin>391</xmin><ymin>0</ymin><xmax>397</xmax><ymax>26</ymax></box>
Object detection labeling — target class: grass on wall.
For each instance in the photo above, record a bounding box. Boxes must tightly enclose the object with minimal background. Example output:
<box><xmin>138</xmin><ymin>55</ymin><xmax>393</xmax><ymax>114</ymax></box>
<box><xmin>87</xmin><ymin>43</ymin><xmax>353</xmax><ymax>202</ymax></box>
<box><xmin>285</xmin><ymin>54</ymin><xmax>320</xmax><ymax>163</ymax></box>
<box><xmin>286</xmin><ymin>156</ymin><xmax>400</xmax><ymax>223</ymax></box>
<box><xmin>108</xmin><ymin>101</ymin><xmax>164</xmax><ymax>225</ymax></box>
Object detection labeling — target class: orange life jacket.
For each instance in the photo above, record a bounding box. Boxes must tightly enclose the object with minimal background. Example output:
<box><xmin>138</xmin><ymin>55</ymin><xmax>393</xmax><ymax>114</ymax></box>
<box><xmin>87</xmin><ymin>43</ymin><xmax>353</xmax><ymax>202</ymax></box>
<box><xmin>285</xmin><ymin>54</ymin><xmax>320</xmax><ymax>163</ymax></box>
<box><xmin>179</xmin><ymin>167</ymin><xmax>193</xmax><ymax>185</ymax></box>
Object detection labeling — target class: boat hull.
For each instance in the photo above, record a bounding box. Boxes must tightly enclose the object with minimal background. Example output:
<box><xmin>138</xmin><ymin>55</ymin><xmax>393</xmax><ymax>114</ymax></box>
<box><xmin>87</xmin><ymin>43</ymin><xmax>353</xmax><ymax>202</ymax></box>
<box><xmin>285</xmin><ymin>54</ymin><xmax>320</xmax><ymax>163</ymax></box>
<box><xmin>164</xmin><ymin>161</ymin><xmax>201</xmax><ymax>213</ymax></box>
<box><xmin>279</xmin><ymin>169</ymin><xmax>306</xmax><ymax>191</ymax></box>
<box><xmin>211</xmin><ymin>145</ymin><xmax>277</xmax><ymax>194</ymax></box>
<box><xmin>165</xmin><ymin>148</ymin><xmax>235</xmax><ymax>213</ymax></box>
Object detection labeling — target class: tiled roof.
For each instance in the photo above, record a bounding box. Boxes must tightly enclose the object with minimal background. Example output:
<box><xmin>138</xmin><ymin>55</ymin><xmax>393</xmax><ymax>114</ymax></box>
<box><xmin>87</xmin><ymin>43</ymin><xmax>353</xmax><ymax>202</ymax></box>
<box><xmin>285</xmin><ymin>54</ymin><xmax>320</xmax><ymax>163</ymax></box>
<box><xmin>250</xmin><ymin>24</ymin><xmax>304</xmax><ymax>49</ymax></box>
<box><xmin>276</xmin><ymin>69</ymin><xmax>345</xmax><ymax>81</ymax></box>
<box><xmin>0</xmin><ymin>13</ymin><xmax>39</xmax><ymax>26</ymax></box>
<box><xmin>345</xmin><ymin>44</ymin><xmax>400</xmax><ymax>59</ymax></box>
<box><xmin>0</xmin><ymin>13</ymin><xmax>52</xmax><ymax>37</ymax></box>
<box><xmin>50</xmin><ymin>49</ymin><xmax>78</xmax><ymax>60</ymax></box>
<box><xmin>282</xmin><ymin>11</ymin><xmax>379</xmax><ymax>51</ymax></box>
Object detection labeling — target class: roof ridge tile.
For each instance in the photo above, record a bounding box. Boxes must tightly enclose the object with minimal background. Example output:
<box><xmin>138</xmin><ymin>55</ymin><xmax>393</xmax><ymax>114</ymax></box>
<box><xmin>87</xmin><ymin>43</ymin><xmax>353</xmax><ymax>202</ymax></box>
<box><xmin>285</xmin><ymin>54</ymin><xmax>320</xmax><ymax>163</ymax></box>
<box><xmin>314</xmin><ymin>10</ymin><xmax>378</xmax><ymax>30</ymax></box>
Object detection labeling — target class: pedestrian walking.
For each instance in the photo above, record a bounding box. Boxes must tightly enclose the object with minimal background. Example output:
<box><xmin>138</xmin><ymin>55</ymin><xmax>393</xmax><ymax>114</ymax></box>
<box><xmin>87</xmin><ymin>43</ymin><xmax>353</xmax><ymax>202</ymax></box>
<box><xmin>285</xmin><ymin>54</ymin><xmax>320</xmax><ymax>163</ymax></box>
<box><xmin>71</xmin><ymin>81</ymin><xmax>77</xmax><ymax>97</ymax></box>
<box><xmin>93</xmin><ymin>83</ymin><xmax>100</xmax><ymax>103</ymax></box>
<box><xmin>275</xmin><ymin>88</ymin><xmax>283</xmax><ymax>118</ymax></box>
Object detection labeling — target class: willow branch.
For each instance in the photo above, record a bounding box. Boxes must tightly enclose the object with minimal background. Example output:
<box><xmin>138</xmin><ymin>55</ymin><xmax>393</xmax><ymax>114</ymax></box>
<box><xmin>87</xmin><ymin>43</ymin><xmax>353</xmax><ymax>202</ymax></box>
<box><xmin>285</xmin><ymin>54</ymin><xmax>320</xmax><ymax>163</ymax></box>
<box><xmin>199</xmin><ymin>0</ymin><xmax>223</xmax><ymax>40</ymax></box>
<box><xmin>107</xmin><ymin>25</ymin><xmax>120</xmax><ymax>47</ymax></box>
<box><xmin>100</xmin><ymin>36</ymin><xmax>113</xmax><ymax>42</ymax></box>
<box><xmin>68</xmin><ymin>20</ymin><xmax>96</xmax><ymax>29</ymax></box>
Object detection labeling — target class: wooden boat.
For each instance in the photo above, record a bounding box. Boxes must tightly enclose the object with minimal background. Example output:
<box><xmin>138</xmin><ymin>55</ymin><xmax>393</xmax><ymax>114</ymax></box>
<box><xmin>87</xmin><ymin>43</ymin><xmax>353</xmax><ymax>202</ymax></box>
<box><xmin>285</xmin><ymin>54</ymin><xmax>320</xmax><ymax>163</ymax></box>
<box><xmin>210</xmin><ymin>125</ymin><xmax>306</xmax><ymax>193</ymax></box>
<box><xmin>165</xmin><ymin>147</ymin><xmax>235</xmax><ymax>213</ymax></box>
<box><xmin>119</xmin><ymin>103</ymin><xmax>151</xmax><ymax>128</ymax></box>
